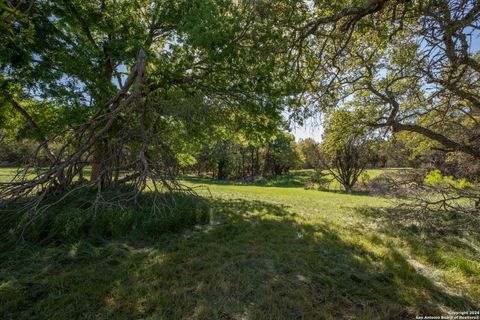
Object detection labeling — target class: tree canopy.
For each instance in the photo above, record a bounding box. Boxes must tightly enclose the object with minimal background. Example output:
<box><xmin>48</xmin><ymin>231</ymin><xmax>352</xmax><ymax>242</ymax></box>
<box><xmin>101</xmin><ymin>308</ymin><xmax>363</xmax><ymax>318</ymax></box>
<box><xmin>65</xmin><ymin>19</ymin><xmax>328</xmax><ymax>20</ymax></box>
<box><xmin>294</xmin><ymin>0</ymin><xmax>480</xmax><ymax>159</ymax></box>
<box><xmin>0</xmin><ymin>0</ymin><xmax>299</xmax><ymax>208</ymax></box>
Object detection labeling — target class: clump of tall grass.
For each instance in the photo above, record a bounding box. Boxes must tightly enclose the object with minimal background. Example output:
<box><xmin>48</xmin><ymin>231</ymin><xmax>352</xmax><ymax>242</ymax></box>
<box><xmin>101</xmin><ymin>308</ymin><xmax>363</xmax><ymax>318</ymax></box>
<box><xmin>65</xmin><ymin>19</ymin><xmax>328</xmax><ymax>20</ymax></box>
<box><xmin>0</xmin><ymin>188</ymin><xmax>211</xmax><ymax>247</ymax></box>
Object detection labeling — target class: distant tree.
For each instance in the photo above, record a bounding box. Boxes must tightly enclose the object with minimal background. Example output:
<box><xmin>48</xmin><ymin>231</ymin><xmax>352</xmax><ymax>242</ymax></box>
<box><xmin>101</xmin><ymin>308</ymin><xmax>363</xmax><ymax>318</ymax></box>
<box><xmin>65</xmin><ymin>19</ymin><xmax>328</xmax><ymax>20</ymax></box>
<box><xmin>322</xmin><ymin>137</ymin><xmax>371</xmax><ymax>193</ymax></box>
<box><xmin>297</xmin><ymin>138</ymin><xmax>321</xmax><ymax>169</ymax></box>
<box><xmin>262</xmin><ymin>132</ymin><xmax>300</xmax><ymax>176</ymax></box>
<box><xmin>319</xmin><ymin>110</ymin><xmax>373</xmax><ymax>192</ymax></box>
<box><xmin>189</xmin><ymin>129</ymin><xmax>299</xmax><ymax>180</ymax></box>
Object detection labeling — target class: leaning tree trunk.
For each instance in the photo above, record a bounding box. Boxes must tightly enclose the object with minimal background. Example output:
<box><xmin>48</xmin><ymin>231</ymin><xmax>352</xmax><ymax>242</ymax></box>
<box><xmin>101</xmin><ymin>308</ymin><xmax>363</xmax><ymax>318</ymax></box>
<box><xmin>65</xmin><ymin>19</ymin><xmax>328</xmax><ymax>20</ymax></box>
<box><xmin>90</xmin><ymin>140</ymin><xmax>104</xmax><ymax>184</ymax></box>
<box><xmin>90</xmin><ymin>46</ymin><xmax>115</xmax><ymax>189</ymax></box>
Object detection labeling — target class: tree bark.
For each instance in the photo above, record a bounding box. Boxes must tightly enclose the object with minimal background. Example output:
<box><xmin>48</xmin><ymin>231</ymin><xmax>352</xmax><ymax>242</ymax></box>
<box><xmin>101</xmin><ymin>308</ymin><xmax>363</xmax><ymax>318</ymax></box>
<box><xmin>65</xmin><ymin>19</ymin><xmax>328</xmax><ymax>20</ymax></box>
<box><xmin>90</xmin><ymin>140</ymin><xmax>104</xmax><ymax>184</ymax></box>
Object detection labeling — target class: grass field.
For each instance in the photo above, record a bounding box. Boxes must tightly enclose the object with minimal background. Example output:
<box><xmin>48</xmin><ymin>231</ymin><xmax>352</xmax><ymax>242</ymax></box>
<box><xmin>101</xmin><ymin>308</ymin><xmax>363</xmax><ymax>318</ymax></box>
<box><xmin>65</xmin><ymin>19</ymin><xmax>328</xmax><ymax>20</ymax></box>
<box><xmin>0</xmin><ymin>169</ymin><xmax>479</xmax><ymax>319</ymax></box>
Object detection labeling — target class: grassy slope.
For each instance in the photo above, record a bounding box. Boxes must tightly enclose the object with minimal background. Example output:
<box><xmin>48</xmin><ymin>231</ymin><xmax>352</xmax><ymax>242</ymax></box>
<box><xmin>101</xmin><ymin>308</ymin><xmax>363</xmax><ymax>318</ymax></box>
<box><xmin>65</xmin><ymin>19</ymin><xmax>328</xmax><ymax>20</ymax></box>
<box><xmin>0</xmin><ymin>169</ymin><xmax>479</xmax><ymax>319</ymax></box>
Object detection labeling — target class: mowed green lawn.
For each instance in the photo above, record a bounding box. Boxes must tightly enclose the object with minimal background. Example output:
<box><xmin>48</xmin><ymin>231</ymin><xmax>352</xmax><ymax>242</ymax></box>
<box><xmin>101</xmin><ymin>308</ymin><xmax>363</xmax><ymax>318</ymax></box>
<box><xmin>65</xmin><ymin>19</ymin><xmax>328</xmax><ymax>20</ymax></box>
<box><xmin>0</xmin><ymin>169</ymin><xmax>479</xmax><ymax>319</ymax></box>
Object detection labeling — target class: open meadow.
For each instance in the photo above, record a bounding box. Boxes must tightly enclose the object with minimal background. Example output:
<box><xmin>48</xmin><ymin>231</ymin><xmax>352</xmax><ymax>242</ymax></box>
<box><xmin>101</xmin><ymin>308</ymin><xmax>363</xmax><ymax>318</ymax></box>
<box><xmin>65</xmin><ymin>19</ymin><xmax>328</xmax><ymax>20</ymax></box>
<box><xmin>1</xmin><ymin>169</ymin><xmax>478</xmax><ymax>319</ymax></box>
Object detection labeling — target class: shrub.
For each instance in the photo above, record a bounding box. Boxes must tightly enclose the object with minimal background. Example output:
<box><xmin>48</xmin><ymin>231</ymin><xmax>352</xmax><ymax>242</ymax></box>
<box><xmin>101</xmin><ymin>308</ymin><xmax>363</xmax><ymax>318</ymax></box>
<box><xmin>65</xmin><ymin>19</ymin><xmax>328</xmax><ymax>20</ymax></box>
<box><xmin>304</xmin><ymin>171</ymin><xmax>330</xmax><ymax>190</ymax></box>
<box><xmin>362</xmin><ymin>169</ymin><xmax>426</xmax><ymax>196</ymax></box>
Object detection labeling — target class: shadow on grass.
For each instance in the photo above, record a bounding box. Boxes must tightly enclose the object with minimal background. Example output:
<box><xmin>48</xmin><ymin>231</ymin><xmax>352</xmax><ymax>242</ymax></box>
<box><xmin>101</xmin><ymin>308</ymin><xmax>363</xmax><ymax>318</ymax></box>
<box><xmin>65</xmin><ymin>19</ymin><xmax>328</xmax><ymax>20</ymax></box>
<box><xmin>1</xmin><ymin>198</ymin><xmax>477</xmax><ymax>319</ymax></box>
<box><xmin>316</xmin><ymin>188</ymin><xmax>373</xmax><ymax>196</ymax></box>
<box><xmin>182</xmin><ymin>170</ymin><xmax>312</xmax><ymax>188</ymax></box>
<box><xmin>355</xmin><ymin>206</ymin><xmax>480</xmax><ymax>286</ymax></box>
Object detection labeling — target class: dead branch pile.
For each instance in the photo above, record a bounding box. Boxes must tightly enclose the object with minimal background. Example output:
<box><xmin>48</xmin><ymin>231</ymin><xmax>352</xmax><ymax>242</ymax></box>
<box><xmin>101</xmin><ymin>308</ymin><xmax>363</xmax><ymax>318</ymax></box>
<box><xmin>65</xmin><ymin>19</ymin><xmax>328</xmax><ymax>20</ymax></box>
<box><xmin>364</xmin><ymin>170</ymin><xmax>480</xmax><ymax>232</ymax></box>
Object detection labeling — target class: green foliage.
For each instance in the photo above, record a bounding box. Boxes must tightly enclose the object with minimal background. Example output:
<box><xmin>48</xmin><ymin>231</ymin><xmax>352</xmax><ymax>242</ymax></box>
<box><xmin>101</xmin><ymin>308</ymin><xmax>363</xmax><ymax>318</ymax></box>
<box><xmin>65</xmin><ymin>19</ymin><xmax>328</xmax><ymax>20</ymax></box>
<box><xmin>190</xmin><ymin>129</ymin><xmax>300</xmax><ymax>179</ymax></box>
<box><xmin>424</xmin><ymin>170</ymin><xmax>473</xmax><ymax>190</ymax></box>
<box><xmin>321</xmin><ymin>109</ymin><xmax>368</xmax><ymax>154</ymax></box>
<box><xmin>318</xmin><ymin>110</ymin><xmax>374</xmax><ymax>192</ymax></box>
<box><xmin>297</xmin><ymin>138</ymin><xmax>321</xmax><ymax>169</ymax></box>
<box><xmin>0</xmin><ymin>141</ymin><xmax>35</xmax><ymax>164</ymax></box>
<box><xmin>0</xmin><ymin>0</ymin><xmax>307</xmax><ymax>210</ymax></box>
<box><xmin>263</xmin><ymin>131</ymin><xmax>301</xmax><ymax>176</ymax></box>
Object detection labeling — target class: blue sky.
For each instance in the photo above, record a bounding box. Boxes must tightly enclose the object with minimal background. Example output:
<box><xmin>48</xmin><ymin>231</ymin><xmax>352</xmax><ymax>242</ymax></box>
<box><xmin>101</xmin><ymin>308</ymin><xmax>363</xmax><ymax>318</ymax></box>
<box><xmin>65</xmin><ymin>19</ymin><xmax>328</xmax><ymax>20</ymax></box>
<box><xmin>290</xmin><ymin>116</ymin><xmax>323</xmax><ymax>142</ymax></box>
